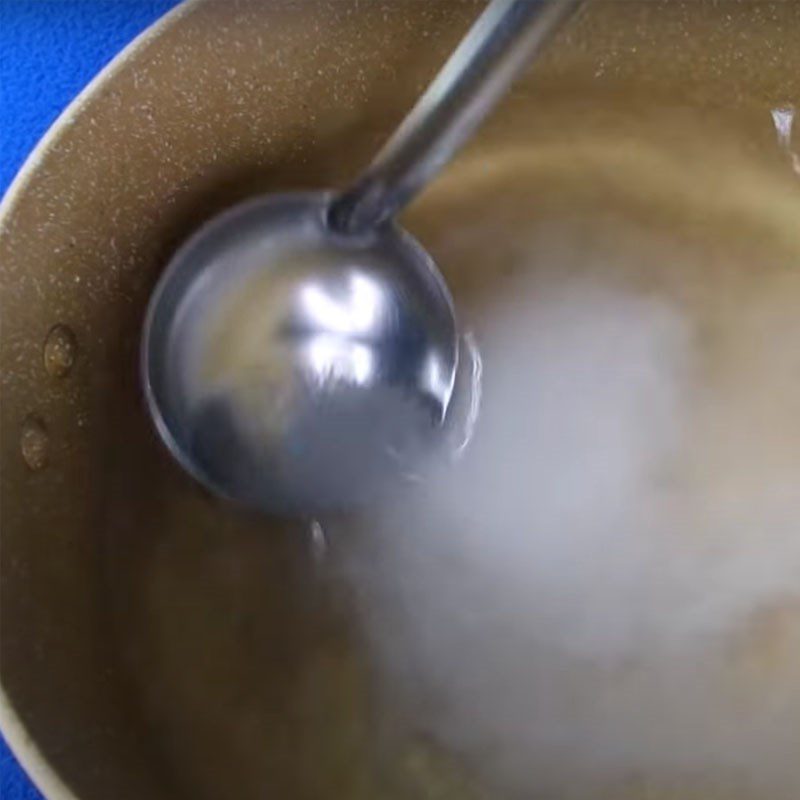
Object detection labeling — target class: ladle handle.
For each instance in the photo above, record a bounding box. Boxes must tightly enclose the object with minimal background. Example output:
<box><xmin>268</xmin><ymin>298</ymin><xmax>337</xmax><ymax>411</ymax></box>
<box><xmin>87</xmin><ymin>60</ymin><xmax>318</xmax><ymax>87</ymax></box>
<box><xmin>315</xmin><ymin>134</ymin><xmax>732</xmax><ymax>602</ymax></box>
<box><xmin>328</xmin><ymin>0</ymin><xmax>586</xmax><ymax>236</ymax></box>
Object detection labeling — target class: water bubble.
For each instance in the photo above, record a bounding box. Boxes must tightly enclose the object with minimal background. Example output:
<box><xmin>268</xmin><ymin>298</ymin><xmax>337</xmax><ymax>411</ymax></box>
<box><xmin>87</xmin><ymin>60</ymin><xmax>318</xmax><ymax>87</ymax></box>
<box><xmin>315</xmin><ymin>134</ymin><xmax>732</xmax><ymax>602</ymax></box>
<box><xmin>20</xmin><ymin>415</ymin><xmax>49</xmax><ymax>470</ymax></box>
<box><xmin>43</xmin><ymin>324</ymin><xmax>77</xmax><ymax>377</ymax></box>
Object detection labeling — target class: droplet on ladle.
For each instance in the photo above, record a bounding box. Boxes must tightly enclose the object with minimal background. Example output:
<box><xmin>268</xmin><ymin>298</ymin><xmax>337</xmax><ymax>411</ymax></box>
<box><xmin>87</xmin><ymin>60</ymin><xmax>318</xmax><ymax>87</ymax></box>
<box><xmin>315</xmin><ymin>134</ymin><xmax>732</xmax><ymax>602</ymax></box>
<box><xmin>141</xmin><ymin>0</ymin><xmax>586</xmax><ymax>515</ymax></box>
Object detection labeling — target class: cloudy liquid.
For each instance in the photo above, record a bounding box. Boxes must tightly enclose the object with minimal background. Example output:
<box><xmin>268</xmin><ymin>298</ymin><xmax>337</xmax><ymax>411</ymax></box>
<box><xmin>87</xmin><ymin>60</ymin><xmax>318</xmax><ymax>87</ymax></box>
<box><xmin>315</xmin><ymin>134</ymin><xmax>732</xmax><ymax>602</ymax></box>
<box><xmin>333</xmin><ymin>111</ymin><xmax>800</xmax><ymax>799</ymax></box>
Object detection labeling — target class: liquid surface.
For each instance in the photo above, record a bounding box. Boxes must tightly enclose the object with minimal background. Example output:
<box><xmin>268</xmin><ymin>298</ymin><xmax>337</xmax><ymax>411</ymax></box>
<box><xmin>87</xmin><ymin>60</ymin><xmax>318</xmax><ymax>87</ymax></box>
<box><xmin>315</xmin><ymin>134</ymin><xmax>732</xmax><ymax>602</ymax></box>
<box><xmin>108</xmin><ymin>111</ymin><xmax>800</xmax><ymax>799</ymax></box>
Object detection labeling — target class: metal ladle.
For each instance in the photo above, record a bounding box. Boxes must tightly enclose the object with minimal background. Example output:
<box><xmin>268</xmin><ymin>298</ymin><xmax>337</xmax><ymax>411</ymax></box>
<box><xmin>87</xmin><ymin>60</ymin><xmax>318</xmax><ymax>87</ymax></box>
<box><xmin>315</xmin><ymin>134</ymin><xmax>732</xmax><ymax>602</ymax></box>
<box><xmin>142</xmin><ymin>0</ymin><xmax>584</xmax><ymax>514</ymax></box>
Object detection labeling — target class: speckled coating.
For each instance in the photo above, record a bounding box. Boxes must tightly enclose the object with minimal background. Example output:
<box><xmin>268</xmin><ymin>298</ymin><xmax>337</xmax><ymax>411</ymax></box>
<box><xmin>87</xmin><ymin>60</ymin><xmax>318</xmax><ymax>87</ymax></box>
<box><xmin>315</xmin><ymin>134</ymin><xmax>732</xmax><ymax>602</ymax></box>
<box><xmin>1</xmin><ymin>2</ymin><xmax>800</xmax><ymax>799</ymax></box>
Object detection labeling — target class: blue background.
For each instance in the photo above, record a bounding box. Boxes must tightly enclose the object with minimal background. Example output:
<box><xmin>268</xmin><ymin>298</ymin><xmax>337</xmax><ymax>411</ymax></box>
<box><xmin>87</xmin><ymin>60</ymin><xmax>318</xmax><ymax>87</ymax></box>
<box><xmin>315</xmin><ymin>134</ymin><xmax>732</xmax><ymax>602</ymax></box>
<box><xmin>0</xmin><ymin>3</ymin><xmax>180</xmax><ymax>796</ymax></box>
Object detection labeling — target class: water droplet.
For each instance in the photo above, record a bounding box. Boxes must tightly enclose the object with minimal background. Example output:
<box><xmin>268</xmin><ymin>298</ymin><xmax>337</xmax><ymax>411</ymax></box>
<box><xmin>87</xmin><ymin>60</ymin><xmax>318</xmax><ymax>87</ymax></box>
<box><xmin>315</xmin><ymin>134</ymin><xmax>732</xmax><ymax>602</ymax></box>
<box><xmin>43</xmin><ymin>324</ymin><xmax>77</xmax><ymax>377</ymax></box>
<box><xmin>771</xmin><ymin>106</ymin><xmax>800</xmax><ymax>177</ymax></box>
<box><xmin>20</xmin><ymin>415</ymin><xmax>49</xmax><ymax>470</ymax></box>
<box><xmin>309</xmin><ymin>519</ymin><xmax>328</xmax><ymax>564</ymax></box>
<box><xmin>446</xmin><ymin>331</ymin><xmax>483</xmax><ymax>458</ymax></box>
<box><xmin>771</xmin><ymin>105</ymin><xmax>794</xmax><ymax>149</ymax></box>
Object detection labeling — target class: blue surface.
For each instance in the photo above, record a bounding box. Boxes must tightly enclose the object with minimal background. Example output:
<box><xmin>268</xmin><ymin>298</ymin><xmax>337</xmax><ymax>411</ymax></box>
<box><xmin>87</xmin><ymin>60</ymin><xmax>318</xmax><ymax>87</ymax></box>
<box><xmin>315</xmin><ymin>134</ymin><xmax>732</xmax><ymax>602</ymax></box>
<box><xmin>0</xmin><ymin>3</ymin><xmax>180</xmax><ymax>796</ymax></box>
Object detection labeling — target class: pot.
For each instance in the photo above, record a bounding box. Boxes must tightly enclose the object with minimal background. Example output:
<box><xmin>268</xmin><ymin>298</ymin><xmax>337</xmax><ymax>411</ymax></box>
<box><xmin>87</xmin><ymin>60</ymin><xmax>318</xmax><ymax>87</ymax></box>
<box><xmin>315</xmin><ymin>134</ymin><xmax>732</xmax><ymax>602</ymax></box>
<box><xmin>2</xmin><ymin>2</ymin><xmax>800</xmax><ymax>798</ymax></box>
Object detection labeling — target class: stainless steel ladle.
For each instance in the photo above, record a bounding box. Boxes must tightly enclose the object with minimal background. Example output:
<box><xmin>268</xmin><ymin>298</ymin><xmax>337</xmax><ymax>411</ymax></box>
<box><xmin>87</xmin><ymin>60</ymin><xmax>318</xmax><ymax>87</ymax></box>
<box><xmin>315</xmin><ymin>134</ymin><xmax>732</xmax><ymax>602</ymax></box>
<box><xmin>141</xmin><ymin>0</ymin><xmax>584</xmax><ymax>514</ymax></box>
